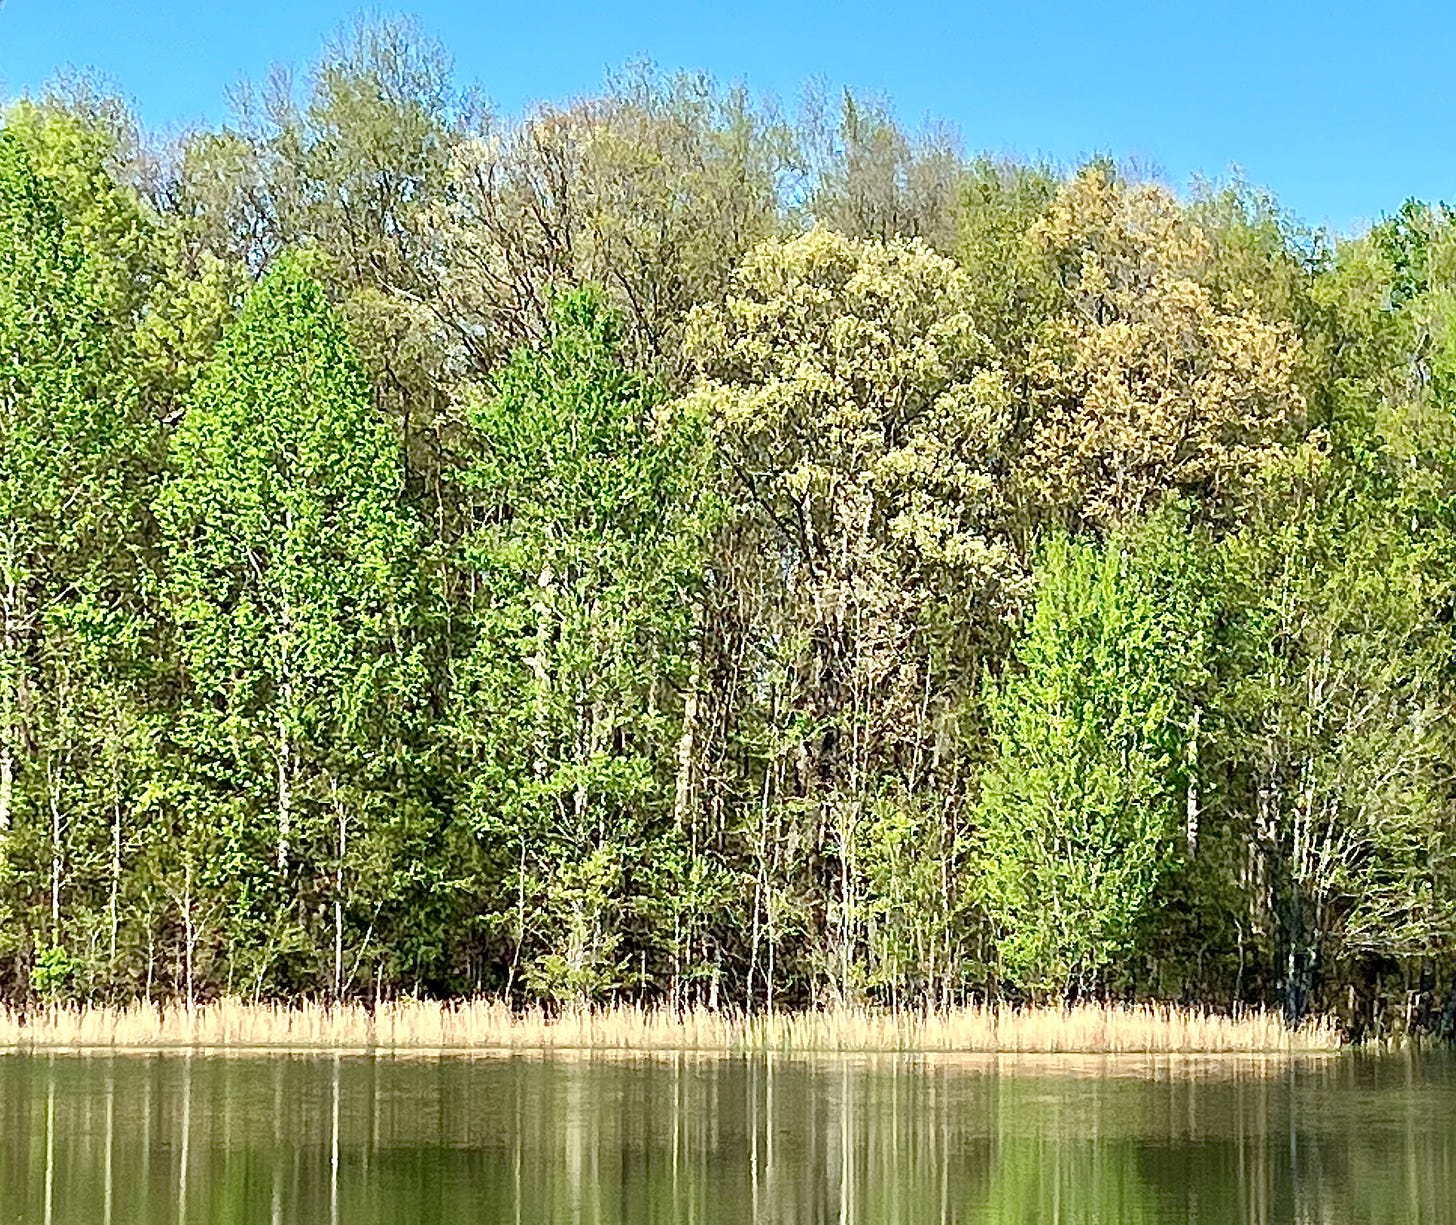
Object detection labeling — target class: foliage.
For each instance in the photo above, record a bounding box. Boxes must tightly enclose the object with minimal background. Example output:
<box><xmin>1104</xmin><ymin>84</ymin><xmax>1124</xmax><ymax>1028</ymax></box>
<box><xmin>975</xmin><ymin>523</ymin><xmax>1208</xmax><ymax>997</ymax></box>
<box><xmin>1015</xmin><ymin>166</ymin><xmax>1305</xmax><ymax>530</ymax></box>
<box><xmin>158</xmin><ymin>253</ymin><xmax>421</xmax><ymax>997</ymax></box>
<box><xmin>1212</xmin><ymin>464</ymin><xmax>1456</xmax><ymax>1018</ymax></box>
<box><xmin>680</xmin><ymin>228</ymin><xmax>1012</xmax><ymax>1002</ymax></box>
<box><xmin>450</xmin><ymin>289</ymin><xmax>711</xmax><ymax>1002</ymax></box>
<box><xmin>3</xmin><ymin>25</ymin><xmax>1456</xmax><ymax>1031</ymax></box>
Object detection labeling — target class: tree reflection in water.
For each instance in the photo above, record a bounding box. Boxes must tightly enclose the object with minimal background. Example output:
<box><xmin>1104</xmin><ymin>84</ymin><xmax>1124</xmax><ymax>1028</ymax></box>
<box><xmin>2</xmin><ymin>1052</ymin><xmax>1453</xmax><ymax>1224</ymax></box>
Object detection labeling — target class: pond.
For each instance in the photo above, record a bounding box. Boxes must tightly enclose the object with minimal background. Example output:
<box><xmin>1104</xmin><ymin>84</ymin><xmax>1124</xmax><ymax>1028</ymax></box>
<box><xmin>1</xmin><ymin>1051</ymin><xmax>1452</xmax><ymax>1223</ymax></box>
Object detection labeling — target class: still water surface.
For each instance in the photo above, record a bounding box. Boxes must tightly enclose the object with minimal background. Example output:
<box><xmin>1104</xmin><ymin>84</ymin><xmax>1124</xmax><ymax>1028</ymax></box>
<box><xmin>0</xmin><ymin>1051</ymin><xmax>1453</xmax><ymax>1224</ymax></box>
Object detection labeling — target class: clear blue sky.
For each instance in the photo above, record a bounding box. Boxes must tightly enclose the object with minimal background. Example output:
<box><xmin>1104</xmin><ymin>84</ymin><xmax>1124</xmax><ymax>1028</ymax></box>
<box><xmin>1</xmin><ymin>0</ymin><xmax>1451</xmax><ymax>234</ymax></box>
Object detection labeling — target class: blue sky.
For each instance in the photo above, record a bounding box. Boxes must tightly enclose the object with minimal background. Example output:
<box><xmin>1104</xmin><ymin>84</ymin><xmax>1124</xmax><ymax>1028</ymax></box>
<box><xmin>1</xmin><ymin>1</ymin><xmax>1450</xmax><ymax>234</ymax></box>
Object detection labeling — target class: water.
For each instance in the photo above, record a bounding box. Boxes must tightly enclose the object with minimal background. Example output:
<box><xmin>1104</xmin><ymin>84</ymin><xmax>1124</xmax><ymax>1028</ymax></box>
<box><xmin>1</xmin><ymin>1051</ymin><xmax>1454</xmax><ymax>1224</ymax></box>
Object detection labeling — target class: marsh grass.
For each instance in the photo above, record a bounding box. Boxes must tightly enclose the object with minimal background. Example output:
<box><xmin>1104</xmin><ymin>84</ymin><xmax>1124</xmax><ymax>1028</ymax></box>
<box><xmin>0</xmin><ymin>1000</ymin><xmax>1342</xmax><ymax>1055</ymax></box>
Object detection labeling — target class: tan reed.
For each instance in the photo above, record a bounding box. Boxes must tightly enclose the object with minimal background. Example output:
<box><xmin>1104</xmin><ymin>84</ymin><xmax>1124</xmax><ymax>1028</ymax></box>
<box><xmin>0</xmin><ymin>998</ymin><xmax>1343</xmax><ymax>1055</ymax></box>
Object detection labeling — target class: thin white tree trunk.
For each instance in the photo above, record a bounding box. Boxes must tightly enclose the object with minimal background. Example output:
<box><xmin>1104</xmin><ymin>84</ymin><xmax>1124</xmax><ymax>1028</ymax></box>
<box><xmin>0</xmin><ymin>713</ymin><xmax>11</xmax><ymax>834</ymax></box>
<box><xmin>109</xmin><ymin>793</ymin><xmax>122</xmax><ymax>970</ymax></box>
<box><xmin>0</xmin><ymin>550</ymin><xmax>18</xmax><ymax>834</ymax></box>
<box><xmin>182</xmin><ymin>859</ymin><xmax>196</xmax><ymax>1012</ymax></box>
<box><xmin>277</xmin><ymin>508</ymin><xmax>294</xmax><ymax>872</ymax></box>
<box><xmin>530</xmin><ymin>561</ymin><xmax>553</xmax><ymax>782</ymax></box>
<box><xmin>672</xmin><ymin>610</ymin><xmax>703</xmax><ymax>831</ymax></box>
<box><xmin>48</xmin><ymin>757</ymin><xmax>63</xmax><ymax>937</ymax></box>
<box><xmin>333</xmin><ymin>782</ymin><xmax>346</xmax><ymax>1001</ymax></box>
<box><xmin>277</xmin><ymin>700</ymin><xmax>292</xmax><ymax>873</ymax></box>
<box><xmin>1185</xmin><ymin>704</ymin><xmax>1201</xmax><ymax>856</ymax></box>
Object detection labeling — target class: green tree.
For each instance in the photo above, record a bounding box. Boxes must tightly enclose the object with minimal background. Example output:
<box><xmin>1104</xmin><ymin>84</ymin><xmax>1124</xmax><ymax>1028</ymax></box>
<box><xmin>975</xmin><ymin>523</ymin><xmax>1209</xmax><ymax>998</ymax></box>
<box><xmin>680</xmin><ymin>228</ymin><xmax>1014</xmax><ymax>1004</ymax></box>
<box><xmin>158</xmin><ymin>253</ymin><xmax>421</xmax><ymax>998</ymax></box>
<box><xmin>956</xmin><ymin>156</ymin><xmax>1061</xmax><ymax>358</ymax></box>
<box><xmin>450</xmin><ymin>289</ymin><xmax>711</xmax><ymax>1003</ymax></box>
<box><xmin>1213</xmin><ymin>461</ymin><xmax>1456</xmax><ymax>1021</ymax></box>
<box><xmin>0</xmin><ymin>124</ymin><xmax>159</xmax><ymax>996</ymax></box>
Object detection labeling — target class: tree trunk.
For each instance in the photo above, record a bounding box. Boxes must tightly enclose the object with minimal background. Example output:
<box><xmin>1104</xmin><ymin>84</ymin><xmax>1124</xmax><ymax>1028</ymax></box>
<box><xmin>1184</xmin><ymin>704</ymin><xmax>1201</xmax><ymax>856</ymax></box>
<box><xmin>333</xmin><ymin>784</ymin><xmax>346</xmax><ymax>1001</ymax></box>
<box><xmin>672</xmin><ymin>608</ymin><xmax>703</xmax><ymax>831</ymax></box>
<box><xmin>0</xmin><ymin>725</ymin><xmax>10</xmax><ymax>835</ymax></box>
<box><xmin>183</xmin><ymin>860</ymin><xmax>195</xmax><ymax>1012</ymax></box>
<box><xmin>0</xmin><ymin>553</ymin><xmax>19</xmax><ymax>833</ymax></box>
<box><xmin>109</xmin><ymin>793</ymin><xmax>122</xmax><ymax>973</ymax></box>
<box><xmin>1280</xmin><ymin>889</ymin><xmax>1319</xmax><ymax>1024</ymax></box>
<box><xmin>530</xmin><ymin>562</ymin><xmax>553</xmax><ymax>782</ymax></box>
<box><xmin>47</xmin><ymin>757</ymin><xmax>63</xmax><ymax>939</ymax></box>
<box><xmin>278</xmin><ymin>507</ymin><xmax>295</xmax><ymax>873</ymax></box>
<box><xmin>276</xmin><ymin>701</ymin><xmax>291</xmax><ymax>873</ymax></box>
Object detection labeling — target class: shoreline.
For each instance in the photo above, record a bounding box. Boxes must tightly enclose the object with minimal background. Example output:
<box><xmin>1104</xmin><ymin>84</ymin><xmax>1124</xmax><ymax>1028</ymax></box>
<box><xmin>0</xmin><ymin>1000</ymin><xmax>1345</xmax><ymax>1057</ymax></box>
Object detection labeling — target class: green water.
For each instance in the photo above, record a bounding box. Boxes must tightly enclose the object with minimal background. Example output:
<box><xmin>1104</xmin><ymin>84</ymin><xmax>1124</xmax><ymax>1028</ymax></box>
<box><xmin>2</xmin><ymin>1052</ymin><xmax>1454</xmax><ymax>1224</ymax></box>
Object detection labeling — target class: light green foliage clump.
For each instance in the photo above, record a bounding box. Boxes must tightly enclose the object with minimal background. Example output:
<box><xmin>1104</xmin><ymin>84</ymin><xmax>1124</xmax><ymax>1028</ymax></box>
<box><xmin>975</xmin><ymin>523</ymin><xmax>1207</xmax><ymax>997</ymax></box>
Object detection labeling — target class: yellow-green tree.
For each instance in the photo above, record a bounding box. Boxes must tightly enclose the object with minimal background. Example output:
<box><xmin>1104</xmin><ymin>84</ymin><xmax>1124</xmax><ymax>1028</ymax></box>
<box><xmin>680</xmin><ymin>228</ymin><xmax>1015</xmax><ymax>1003</ymax></box>
<box><xmin>1014</xmin><ymin>166</ymin><xmax>1304</xmax><ymax>530</ymax></box>
<box><xmin>975</xmin><ymin>520</ymin><xmax>1211</xmax><ymax>998</ymax></box>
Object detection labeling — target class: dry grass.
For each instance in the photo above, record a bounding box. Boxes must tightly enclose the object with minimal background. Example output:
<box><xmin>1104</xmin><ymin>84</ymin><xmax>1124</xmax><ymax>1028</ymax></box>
<box><xmin>0</xmin><ymin>999</ymin><xmax>1342</xmax><ymax>1055</ymax></box>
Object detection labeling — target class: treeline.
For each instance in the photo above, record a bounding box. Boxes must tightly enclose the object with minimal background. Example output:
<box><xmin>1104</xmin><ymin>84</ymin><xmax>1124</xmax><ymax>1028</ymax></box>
<box><xmin>4</xmin><ymin>18</ymin><xmax>1456</xmax><ymax>1032</ymax></box>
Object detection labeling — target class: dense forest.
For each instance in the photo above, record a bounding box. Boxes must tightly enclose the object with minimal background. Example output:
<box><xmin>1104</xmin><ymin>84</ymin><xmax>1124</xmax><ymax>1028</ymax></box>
<box><xmin>4</xmin><ymin>17</ymin><xmax>1456</xmax><ymax>1033</ymax></box>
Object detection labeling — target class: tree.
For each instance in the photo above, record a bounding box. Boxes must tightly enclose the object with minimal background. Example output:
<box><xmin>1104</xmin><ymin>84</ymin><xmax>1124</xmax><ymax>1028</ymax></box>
<box><xmin>450</xmin><ymin>289</ymin><xmax>711</xmax><ymax>1003</ymax></box>
<box><xmin>956</xmin><ymin>156</ymin><xmax>1061</xmax><ymax>358</ymax></box>
<box><xmin>1214</xmin><ymin>459</ymin><xmax>1456</xmax><ymax>1022</ymax></box>
<box><xmin>158</xmin><ymin>253</ymin><xmax>421</xmax><ymax>997</ymax></box>
<box><xmin>0</xmin><ymin>123</ymin><xmax>160</xmax><ymax>997</ymax></box>
<box><xmin>798</xmin><ymin>87</ymin><xmax>966</xmax><ymax>253</ymax></box>
<box><xmin>1014</xmin><ymin>165</ymin><xmax>1304</xmax><ymax>532</ymax></box>
<box><xmin>975</xmin><ymin>521</ymin><xmax>1210</xmax><ymax>998</ymax></box>
<box><xmin>680</xmin><ymin>228</ymin><xmax>1016</xmax><ymax>1003</ymax></box>
<box><xmin>432</xmin><ymin>64</ymin><xmax>788</xmax><ymax>387</ymax></box>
